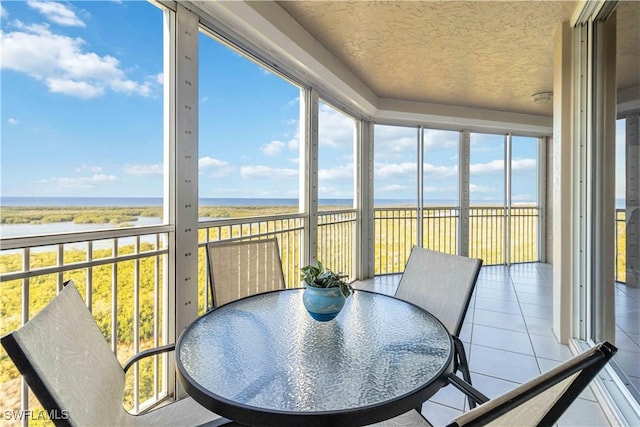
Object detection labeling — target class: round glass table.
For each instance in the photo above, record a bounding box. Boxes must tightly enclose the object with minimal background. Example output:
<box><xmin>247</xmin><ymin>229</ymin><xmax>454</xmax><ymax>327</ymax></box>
<box><xmin>176</xmin><ymin>289</ymin><xmax>453</xmax><ymax>426</ymax></box>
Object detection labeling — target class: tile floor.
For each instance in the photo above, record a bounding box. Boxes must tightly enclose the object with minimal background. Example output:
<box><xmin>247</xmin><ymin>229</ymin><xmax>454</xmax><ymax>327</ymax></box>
<box><xmin>354</xmin><ymin>262</ymin><xmax>635</xmax><ymax>427</ymax></box>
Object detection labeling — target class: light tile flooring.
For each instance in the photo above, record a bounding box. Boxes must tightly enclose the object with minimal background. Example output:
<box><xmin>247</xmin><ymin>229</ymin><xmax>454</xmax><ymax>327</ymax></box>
<box><xmin>354</xmin><ymin>262</ymin><xmax>638</xmax><ymax>427</ymax></box>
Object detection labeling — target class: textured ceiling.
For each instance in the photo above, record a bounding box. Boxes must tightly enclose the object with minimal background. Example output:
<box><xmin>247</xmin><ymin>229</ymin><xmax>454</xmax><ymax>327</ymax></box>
<box><xmin>277</xmin><ymin>1</ymin><xmax>638</xmax><ymax>117</ymax></box>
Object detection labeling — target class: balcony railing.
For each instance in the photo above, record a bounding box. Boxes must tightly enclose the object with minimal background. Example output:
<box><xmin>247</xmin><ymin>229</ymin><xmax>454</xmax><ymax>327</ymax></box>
<box><xmin>375</xmin><ymin>205</ymin><xmax>540</xmax><ymax>274</ymax></box>
<box><xmin>7</xmin><ymin>204</ymin><xmax>628</xmax><ymax>422</ymax></box>
<box><xmin>0</xmin><ymin>226</ymin><xmax>172</xmax><ymax>415</ymax></box>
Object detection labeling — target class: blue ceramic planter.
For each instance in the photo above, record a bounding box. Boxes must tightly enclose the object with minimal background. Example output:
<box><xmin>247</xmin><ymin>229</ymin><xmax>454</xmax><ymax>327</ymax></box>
<box><xmin>302</xmin><ymin>286</ymin><xmax>346</xmax><ymax>321</ymax></box>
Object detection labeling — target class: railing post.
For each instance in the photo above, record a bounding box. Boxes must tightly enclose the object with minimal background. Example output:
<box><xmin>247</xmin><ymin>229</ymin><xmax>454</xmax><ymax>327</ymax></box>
<box><xmin>459</xmin><ymin>130</ymin><xmax>470</xmax><ymax>256</ymax></box>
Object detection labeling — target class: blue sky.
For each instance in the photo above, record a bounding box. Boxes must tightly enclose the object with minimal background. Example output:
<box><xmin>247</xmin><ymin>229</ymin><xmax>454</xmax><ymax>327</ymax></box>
<box><xmin>0</xmin><ymin>1</ymin><xmax>626</xmax><ymax>205</ymax></box>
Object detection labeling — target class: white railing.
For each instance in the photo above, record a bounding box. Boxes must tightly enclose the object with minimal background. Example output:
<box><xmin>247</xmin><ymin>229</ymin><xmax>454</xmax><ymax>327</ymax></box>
<box><xmin>197</xmin><ymin>213</ymin><xmax>305</xmax><ymax>311</ymax></box>
<box><xmin>0</xmin><ymin>225</ymin><xmax>172</xmax><ymax>416</ymax></box>
<box><xmin>196</xmin><ymin>209</ymin><xmax>358</xmax><ymax>311</ymax></box>
<box><xmin>374</xmin><ymin>205</ymin><xmax>541</xmax><ymax>274</ymax></box>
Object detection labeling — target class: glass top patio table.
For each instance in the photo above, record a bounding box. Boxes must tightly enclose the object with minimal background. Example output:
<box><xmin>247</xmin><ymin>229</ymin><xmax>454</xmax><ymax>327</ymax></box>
<box><xmin>176</xmin><ymin>289</ymin><xmax>453</xmax><ymax>427</ymax></box>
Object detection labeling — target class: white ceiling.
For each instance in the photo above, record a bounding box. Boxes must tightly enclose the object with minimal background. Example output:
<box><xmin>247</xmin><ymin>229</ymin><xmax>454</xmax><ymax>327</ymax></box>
<box><xmin>275</xmin><ymin>0</ymin><xmax>639</xmax><ymax>118</ymax></box>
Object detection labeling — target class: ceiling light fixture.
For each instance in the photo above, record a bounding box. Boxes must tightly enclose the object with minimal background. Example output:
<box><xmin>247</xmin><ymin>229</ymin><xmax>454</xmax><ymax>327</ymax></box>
<box><xmin>532</xmin><ymin>91</ymin><xmax>553</xmax><ymax>105</ymax></box>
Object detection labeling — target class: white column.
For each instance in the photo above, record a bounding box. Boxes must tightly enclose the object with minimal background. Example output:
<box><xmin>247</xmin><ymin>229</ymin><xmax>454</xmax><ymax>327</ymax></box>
<box><xmin>356</xmin><ymin>120</ymin><xmax>375</xmax><ymax>279</ymax></box>
<box><xmin>299</xmin><ymin>88</ymin><xmax>319</xmax><ymax>267</ymax></box>
<box><xmin>172</xmin><ymin>3</ymin><xmax>199</xmax><ymax>397</ymax></box>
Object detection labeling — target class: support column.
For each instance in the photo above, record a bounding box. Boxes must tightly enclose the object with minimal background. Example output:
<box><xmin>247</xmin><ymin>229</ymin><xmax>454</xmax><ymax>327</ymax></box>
<box><xmin>356</xmin><ymin>121</ymin><xmax>375</xmax><ymax>279</ymax></box>
<box><xmin>299</xmin><ymin>88</ymin><xmax>319</xmax><ymax>267</ymax></box>
<box><xmin>458</xmin><ymin>131</ymin><xmax>470</xmax><ymax>257</ymax></box>
<box><xmin>626</xmin><ymin>114</ymin><xmax>640</xmax><ymax>287</ymax></box>
<box><xmin>173</xmin><ymin>3</ymin><xmax>199</xmax><ymax>397</ymax></box>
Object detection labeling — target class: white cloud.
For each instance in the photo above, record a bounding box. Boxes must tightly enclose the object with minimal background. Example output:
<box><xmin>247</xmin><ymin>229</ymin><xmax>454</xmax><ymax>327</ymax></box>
<box><xmin>376</xmin><ymin>162</ymin><xmax>415</xmax><ymax>178</ymax></box>
<box><xmin>470</xmin><ymin>159</ymin><xmax>504</xmax><ymax>174</ymax></box>
<box><xmin>469</xmin><ymin>158</ymin><xmax>534</xmax><ymax>174</ymax></box>
<box><xmin>122</xmin><ymin>163</ymin><xmax>163</xmax><ymax>175</ymax></box>
<box><xmin>46</xmin><ymin>77</ymin><xmax>104</xmax><ymax>98</ymax></box>
<box><xmin>469</xmin><ymin>183</ymin><xmax>495</xmax><ymax>193</ymax></box>
<box><xmin>423</xmin><ymin>163</ymin><xmax>457</xmax><ymax>177</ymax></box>
<box><xmin>319</xmin><ymin>164</ymin><xmax>353</xmax><ymax>181</ymax></box>
<box><xmin>7</xmin><ymin>117</ymin><xmax>18</xmax><ymax>125</ymax></box>
<box><xmin>27</xmin><ymin>1</ymin><xmax>85</xmax><ymax>27</ymax></box>
<box><xmin>199</xmin><ymin>156</ymin><xmax>234</xmax><ymax>177</ymax></box>
<box><xmin>240</xmin><ymin>165</ymin><xmax>297</xmax><ymax>179</ymax></box>
<box><xmin>512</xmin><ymin>158</ymin><xmax>536</xmax><ymax>170</ymax></box>
<box><xmin>262</xmin><ymin>140</ymin><xmax>286</xmax><ymax>156</ymax></box>
<box><xmin>424</xmin><ymin>186</ymin><xmax>454</xmax><ymax>193</ymax></box>
<box><xmin>75</xmin><ymin>164</ymin><xmax>103</xmax><ymax>173</ymax></box>
<box><xmin>512</xmin><ymin>193</ymin><xmax>535</xmax><ymax>202</ymax></box>
<box><xmin>379</xmin><ymin>184</ymin><xmax>407</xmax><ymax>193</ymax></box>
<box><xmin>1</xmin><ymin>5</ymin><xmax>8</xmax><ymax>18</ymax></box>
<box><xmin>318</xmin><ymin>103</ymin><xmax>355</xmax><ymax>148</ymax></box>
<box><xmin>1</xmin><ymin>22</ymin><xmax>158</xmax><ymax>98</ymax></box>
<box><xmin>199</xmin><ymin>156</ymin><xmax>228</xmax><ymax>169</ymax></box>
<box><xmin>423</xmin><ymin>129</ymin><xmax>458</xmax><ymax>150</ymax></box>
<box><xmin>39</xmin><ymin>174</ymin><xmax>117</xmax><ymax>189</ymax></box>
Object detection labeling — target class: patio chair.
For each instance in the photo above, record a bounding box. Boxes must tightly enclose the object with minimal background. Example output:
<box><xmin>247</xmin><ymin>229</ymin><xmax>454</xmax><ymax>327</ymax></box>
<box><xmin>206</xmin><ymin>238</ymin><xmax>286</xmax><ymax>308</ymax></box>
<box><xmin>1</xmin><ymin>282</ymin><xmax>228</xmax><ymax>427</ymax></box>
<box><xmin>394</xmin><ymin>246</ymin><xmax>482</xmax><ymax>408</ymax></box>
<box><xmin>371</xmin><ymin>341</ymin><xmax>617</xmax><ymax>427</ymax></box>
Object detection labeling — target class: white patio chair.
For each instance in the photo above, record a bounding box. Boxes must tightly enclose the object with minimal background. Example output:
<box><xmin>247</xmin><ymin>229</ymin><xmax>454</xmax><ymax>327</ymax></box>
<box><xmin>206</xmin><ymin>238</ymin><xmax>286</xmax><ymax>308</ymax></box>
<box><xmin>394</xmin><ymin>246</ymin><xmax>482</xmax><ymax>408</ymax></box>
<box><xmin>1</xmin><ymin>282</ymin><xmax>228</xmax><ymax>427</ymax></box>
<box><xmin>370</xmin><ymin>341</ymin><xmax>617</xmax><ymax>427</ymax></box>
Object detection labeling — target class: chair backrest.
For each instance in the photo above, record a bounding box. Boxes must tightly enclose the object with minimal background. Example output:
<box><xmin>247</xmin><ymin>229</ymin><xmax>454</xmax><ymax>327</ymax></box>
<box><xmin>447</xmin><ymin>341</ymin><xmax>617</xmax><ymax>427</ymax></box>
<box><xmin>206</xmin><ymin>237</ymin><xmax>286</xmax><ymax>307</ymax></box>
<box><xmin>1</xmin><ymin>283</ymin><xmax>133</xmax><ymax>427</ymax></box>
<box><xmin>394</xmin><ymin>246</ymin><xmax>482</xmax><ymax>336</ymax></box>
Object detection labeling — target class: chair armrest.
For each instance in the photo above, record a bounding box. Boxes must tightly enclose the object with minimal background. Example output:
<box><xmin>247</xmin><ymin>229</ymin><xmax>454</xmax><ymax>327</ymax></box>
<box><xmin>447</xmin><ymin>373</ymin><xmax>491</xmax><ymax>406</ymax></box>
<box><xmin>123</xmin><ymin>343</ymin><xmax>176</xmax><ymax>373</ymax></box>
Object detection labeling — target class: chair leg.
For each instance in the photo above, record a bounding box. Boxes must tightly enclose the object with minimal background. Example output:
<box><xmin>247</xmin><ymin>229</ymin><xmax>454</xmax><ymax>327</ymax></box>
<box><xmin>453</xmin><ymin>335</ymin><xmax>476</xmax><ymax>409</ymax></box>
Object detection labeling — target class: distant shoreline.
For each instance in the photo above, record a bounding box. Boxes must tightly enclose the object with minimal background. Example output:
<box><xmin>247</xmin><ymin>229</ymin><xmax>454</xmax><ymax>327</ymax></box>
<box><xmin>0</xmin><ymin>196</ymin><xmax>553</xmax><ymax>208</ymax></box>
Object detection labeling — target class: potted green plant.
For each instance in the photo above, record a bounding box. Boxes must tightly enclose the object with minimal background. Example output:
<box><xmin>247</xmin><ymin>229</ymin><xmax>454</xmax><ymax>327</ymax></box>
<box><xmin>301</xmin><ymin>261</ymin><xmax>353</xmax><ymax>322</ymax></box>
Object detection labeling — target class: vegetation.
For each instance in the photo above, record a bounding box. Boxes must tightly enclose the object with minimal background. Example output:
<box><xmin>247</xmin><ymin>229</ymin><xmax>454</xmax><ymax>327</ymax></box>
<box><xmin>0</xmin><ymin>204</ymin><xmax>343</xmax><ymax>226</ymax></box>
<box><xmin>301</xmin><ymin>261</ymin><xmax>353</xmax><ymax>298</ymax></box>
